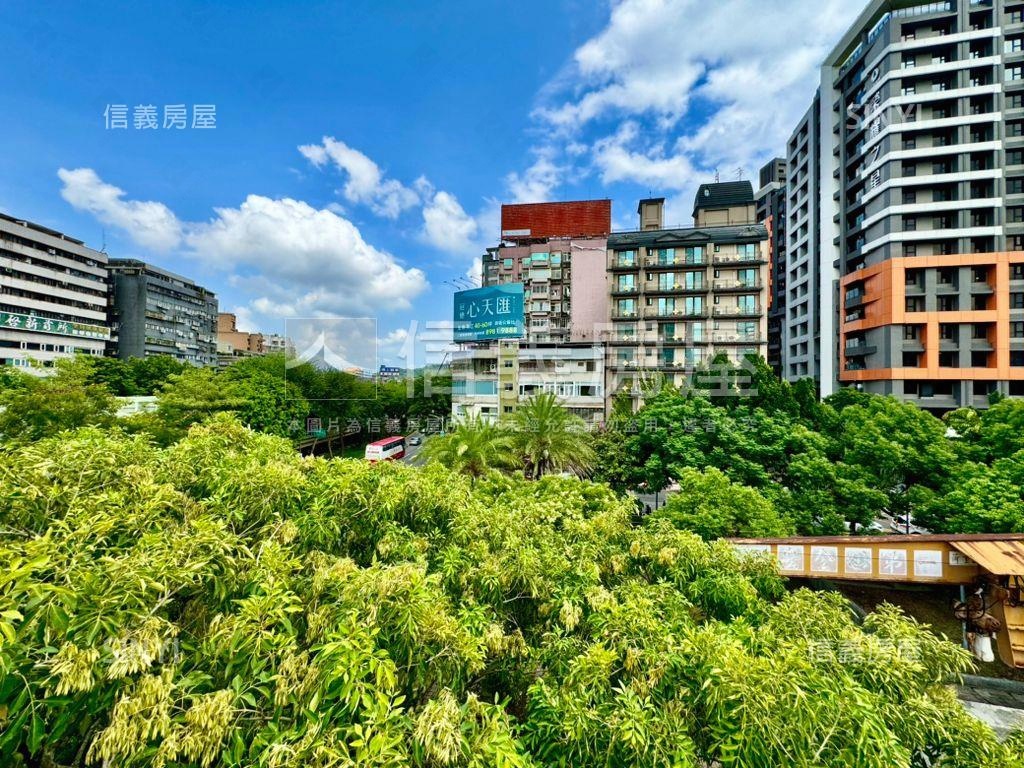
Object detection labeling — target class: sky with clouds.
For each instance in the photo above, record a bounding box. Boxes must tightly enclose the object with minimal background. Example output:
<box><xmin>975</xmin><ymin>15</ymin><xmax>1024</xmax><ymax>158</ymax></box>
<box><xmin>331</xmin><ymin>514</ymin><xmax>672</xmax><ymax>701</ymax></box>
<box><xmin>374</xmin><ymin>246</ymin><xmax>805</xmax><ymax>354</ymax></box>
<box><xmin>0</xmin><ymin>0</ymin><xmax>862</xmax><ymax>367</ymax></box>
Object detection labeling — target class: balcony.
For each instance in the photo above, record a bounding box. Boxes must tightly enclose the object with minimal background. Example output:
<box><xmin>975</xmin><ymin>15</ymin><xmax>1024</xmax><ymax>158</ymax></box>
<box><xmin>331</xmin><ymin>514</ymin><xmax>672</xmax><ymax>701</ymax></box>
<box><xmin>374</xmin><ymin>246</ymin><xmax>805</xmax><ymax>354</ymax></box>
<box><xmin>970</xmin><ymin>282</ymin><xmax>995</xmax><ymax>295</ymax></box>
<box><xmin>644</xmin><ymin>282</ymin><xmax>708</xmax><ymax>295</ymax></box>
<box><xmin>713</xmin><ymin>251</ymin><xmax>765</xmax><ymax>265</ymax></box>
<box><xmin>713</xmin><ymin>279</ymin><xmax>762</xmax><ymax>292</ymax></box>
<box><xmin>611</xmin><ymin>285</ymin><xmax>639</xmax><ymax>297</ymax></box>
<box><xmin>612</xmin><ymin>310</ymin><xmax>639</xmax><ymax>320</ymax></box>
<box><xmin>711</xmin><ymin>333</ymin><xmax>765</xmax><ymax>344</ymax></box>
<box><xmin>609</xmin><ymin>260</ymin><xmax>640</xmax><ymax>271</ymax></box>
<box><xmin>844</xmin><ymin>341</ymin><xmax>877</xmax><ymax>357</ymax></box>
<box><xmin>646</xmin><ymin>308</ymin><xmax>708</xmax><ymax>319</ymax></box>
<box><xmin>645</xmin><ymin>255</ymin><xmax>707</xmax><ymax>267</ymax></box>
<box><xmin>905</xmin><ymin>281</ymin><xmax>926</xmax><ymax>296</ymax></box>
<box><xmin>712</xmin><ymin>305</ymin><xmax>761</xmax><ymax>318</ymax></box>
<box><xmin>845</xmin><ymin>290</ymin><xmax>867</xmax><ymax>308</ymax></box>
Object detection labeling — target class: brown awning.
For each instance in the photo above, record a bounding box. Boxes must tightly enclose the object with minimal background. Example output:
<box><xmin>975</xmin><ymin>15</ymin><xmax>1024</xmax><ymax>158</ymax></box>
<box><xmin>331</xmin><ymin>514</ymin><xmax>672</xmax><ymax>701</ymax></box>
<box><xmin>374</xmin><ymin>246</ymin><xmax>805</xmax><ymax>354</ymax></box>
<box><xmin>951</xmin><ymin>541</ymin><xmax>1024</xmax><ymax>576</ymax></box>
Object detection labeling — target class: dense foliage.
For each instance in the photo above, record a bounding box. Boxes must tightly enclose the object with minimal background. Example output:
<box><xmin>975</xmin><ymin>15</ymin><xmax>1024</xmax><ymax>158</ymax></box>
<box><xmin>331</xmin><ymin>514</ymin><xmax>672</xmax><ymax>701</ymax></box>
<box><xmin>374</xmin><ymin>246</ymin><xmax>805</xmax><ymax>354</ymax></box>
<box><xmin>592</xmin><ymin>357</ymin><xmax>1024</xmax><ymax>537</ymax></box>
<box><xmin>1</xmin><ymin>417</ymin><xmax>1020</xmax><ymax>767</ymax></box>
<box><xmin>0</xmin><ymin>354</ymin><xmax>451</xmax><ymax>449</ymax></box>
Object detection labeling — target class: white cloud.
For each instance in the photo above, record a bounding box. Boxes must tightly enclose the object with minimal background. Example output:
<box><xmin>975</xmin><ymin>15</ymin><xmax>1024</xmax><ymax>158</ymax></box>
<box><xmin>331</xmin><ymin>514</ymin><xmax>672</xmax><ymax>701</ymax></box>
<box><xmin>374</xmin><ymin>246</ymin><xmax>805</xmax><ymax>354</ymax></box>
<box><xmin>505</xmin><ymin>146</ymin><xmax>563</xmax><ymax>203</ymax></box>
<box><xmin>298</xmin><ymin>136</ymin><xmax>419</xmax><ymax>218</ymax></box>
<box><xmin>188</xmin><ymin>194</ymin><xmax>428</xmax><ymax>315</ymax></box>
<box><xmin>58</xmin><ymin>168</ymin><xmax>428</xmax><ymax>321</ymax></box>
<box><xmin>531</xmin><ymin>0</ymin><xmax>860</xmax><ymax>195</ymax></box>
<box><xmin>419</xmin><ymin>185</ymin><xmax>479</xmax><ymax>253</ymax></box>
<box><xmin>58</xmin><ymin>167</ymin><xmax>183</xmax><ymax>251</ymax></box>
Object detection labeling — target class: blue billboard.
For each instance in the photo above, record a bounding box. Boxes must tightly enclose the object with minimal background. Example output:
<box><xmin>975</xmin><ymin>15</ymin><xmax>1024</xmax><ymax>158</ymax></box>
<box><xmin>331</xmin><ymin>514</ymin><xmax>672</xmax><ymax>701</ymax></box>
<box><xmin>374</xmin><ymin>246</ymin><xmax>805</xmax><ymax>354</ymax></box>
<box><xmin>453</xmin><ymin>283</ymin><xmax>525</xmax><ymax>342</ymax></box>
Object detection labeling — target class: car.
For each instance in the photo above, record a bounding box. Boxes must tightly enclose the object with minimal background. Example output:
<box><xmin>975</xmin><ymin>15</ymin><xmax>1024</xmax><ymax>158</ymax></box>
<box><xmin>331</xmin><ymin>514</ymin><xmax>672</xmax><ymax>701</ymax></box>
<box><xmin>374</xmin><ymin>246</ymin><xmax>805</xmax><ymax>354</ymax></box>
<box><xmin>408</xmin><ymin>435</ymin><xmax>422</xmax><ymax>446</ymax></box>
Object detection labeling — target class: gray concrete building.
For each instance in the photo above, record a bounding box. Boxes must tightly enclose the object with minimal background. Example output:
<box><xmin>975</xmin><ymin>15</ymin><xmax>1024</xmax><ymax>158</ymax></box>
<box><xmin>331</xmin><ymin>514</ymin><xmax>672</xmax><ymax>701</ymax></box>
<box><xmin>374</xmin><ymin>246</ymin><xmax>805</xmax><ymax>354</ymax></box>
<box><xmin>0</xmin><ymin>212</ymin><xmax>109</xmax><ymax>371</ymax></box>
<box><xmin>108</xmin><ymin>259</ymin><xmax>218</xmax><ymax>366</ymax></box>
<box><xmin>790</xmin><ymin>0</ymin><xmax>1024</xmax><ymax>408</ymax></box>
<box><xmin>756</xmin><ymin>158</ymin><xmax>789</xmax><ymax>377</ymax></box>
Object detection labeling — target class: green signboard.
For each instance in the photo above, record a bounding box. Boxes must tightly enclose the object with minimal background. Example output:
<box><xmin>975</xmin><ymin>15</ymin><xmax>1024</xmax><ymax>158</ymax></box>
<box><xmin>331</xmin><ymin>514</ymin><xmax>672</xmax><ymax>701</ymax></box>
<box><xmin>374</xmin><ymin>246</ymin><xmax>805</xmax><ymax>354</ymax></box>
<box><xmin>453</xmin><ymin>283</ymin><xmax>525</xmax><ymax>342</ymax></box>
<box><xmin>0</xmin><ymin>312</ymin><xmax>109</xmax><ymax>340</ymax></box>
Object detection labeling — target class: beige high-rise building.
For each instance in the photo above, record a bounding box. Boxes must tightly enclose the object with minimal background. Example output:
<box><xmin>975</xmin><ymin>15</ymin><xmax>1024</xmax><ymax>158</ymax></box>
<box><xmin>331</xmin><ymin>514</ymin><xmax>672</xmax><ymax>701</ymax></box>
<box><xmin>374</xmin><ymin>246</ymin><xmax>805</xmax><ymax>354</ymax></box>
<box><xmin>606</xmin><ymin>184</ymin><xmax>770</xmax><ymax>403</ymax></box>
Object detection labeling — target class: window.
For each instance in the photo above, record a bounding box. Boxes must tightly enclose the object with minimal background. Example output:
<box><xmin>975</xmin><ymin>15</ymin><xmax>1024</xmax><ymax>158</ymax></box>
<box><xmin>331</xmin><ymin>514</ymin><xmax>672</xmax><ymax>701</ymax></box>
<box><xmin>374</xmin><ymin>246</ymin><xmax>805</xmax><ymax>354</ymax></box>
<box><xmin>938</xmin><ymin>295</ymin><xmax>959</xmax><ymax>311</ymax></box>
<box><xmin>903</xmin><ymin>352</ymin><xmax>920</xmax><ymax>367</ymax></box>
<box><xmin>1012</xmin><ymin>264</ymin><xmax>1024</xmax><ymax>280</ymax></box>
<box><xmin>1011</xmin><ymin>321</ymin><xmax>1024</xmax><ymax>337</ymax></box>
<box><xmin>1007</xmin><ymin>66</ymin><xmax>1023</xmax><ymax>83</ymax></box>
<box><xmin>1012</xmin><ymin>292</ymin><xmax>1024</xmax><ymax>309</ymax></box>
<box><xmin>904</xmin><ymin>244</ymin><xmax>918</xmax><ymax>257</ymax></box>
<box><xmin>940</xmin><ymin>323</ymin><xmax>957</xmax><ymax>341</ymax></box>
<box><xmin>939</xmin><ymin>351</ymin><xmax>958</xmax><ymax>367</ymax></box>
<box><xmin>1010</xmin><ymin>178</ymin><xmax>1024</xmax><ymax>194</ymax></box>
<box><xmin>1012</xmin><ymin>350</ymin><xmax>1024</xmax><ymax>367</ymax></box>
<box><xmin>1011</xmin><ymin>207</ymin><xmax>1024</xmax><ymax>224</ymax></box>
<box><xmin>1011</xmin><ymin>150</ymin><xmax>1024</xmax><ymax>166</ymax></box>
<box><xmin>973</xmin><ymin>323</ymin><xmax>989</xmax><ymax>339</ymax></box>
<box><xmin>617</xmin><ymin>274</ymin><xmax>635</xmax><ymax>291</ymax></box>
<box><xmin>615</xmin><ymin>250</ymin><xmax>637</xmax><ymax>267</ymax></box>
<box><xmin>904</xmin><ymin>325</ymin><xmax>919</xmax><ymax>341</ymax></box>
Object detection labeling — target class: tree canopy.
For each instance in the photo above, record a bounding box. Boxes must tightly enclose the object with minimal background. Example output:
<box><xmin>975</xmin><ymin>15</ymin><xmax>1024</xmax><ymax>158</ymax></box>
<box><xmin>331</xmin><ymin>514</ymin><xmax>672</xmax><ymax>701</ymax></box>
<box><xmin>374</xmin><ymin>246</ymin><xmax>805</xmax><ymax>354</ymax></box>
<box><xmin>0</xmin><ymin>417</ymin><xmax>1020</xmax><ymax>767</ymax></box>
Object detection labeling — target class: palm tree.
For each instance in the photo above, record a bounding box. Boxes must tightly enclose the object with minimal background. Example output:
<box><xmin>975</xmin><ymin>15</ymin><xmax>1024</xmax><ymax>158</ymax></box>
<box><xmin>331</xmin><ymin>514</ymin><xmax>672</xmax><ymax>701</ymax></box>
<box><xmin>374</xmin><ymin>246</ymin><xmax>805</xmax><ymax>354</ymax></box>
<box><xmin>510</xmin><ymin>392</ymin><xmax>595</xmax><ymax>479</ymax></box>
<box><xmin>419</xmin><ymin>415</ymin><xmax>515</xmax><ymax>484</ymax></box>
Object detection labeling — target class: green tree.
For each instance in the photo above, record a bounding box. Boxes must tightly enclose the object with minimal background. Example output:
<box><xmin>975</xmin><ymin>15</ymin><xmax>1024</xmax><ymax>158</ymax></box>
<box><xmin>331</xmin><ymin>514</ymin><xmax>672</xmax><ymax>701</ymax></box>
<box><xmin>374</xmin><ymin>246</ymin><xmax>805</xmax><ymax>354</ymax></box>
<box><xmin>509</xmin><ymin>392</ymin><xmax>595</xmax><ymax>479</ymax></box>
<box><xmin>420</xmin><ymin>415</ymin><xmax>516</xmax><ymax>483</ymax></box>
<box><xmin>0</xmin><ymin>358</ymin><xmax>115</xmax><ymax>442</ymax></box>
<box><xmin>651</xmin><ymin>466</ymin><xmax>794</xmax><ymax>540</ymax></box>
<box><xmin>0</xmin><ymin>418</ymin><xmax>1019</xmax><ymax>767</ymax></box>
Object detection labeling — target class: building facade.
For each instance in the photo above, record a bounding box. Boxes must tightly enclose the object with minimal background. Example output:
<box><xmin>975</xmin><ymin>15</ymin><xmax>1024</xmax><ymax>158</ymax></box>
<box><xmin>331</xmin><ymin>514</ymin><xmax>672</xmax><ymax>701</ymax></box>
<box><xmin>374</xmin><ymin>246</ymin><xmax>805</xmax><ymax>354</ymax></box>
<box><xmin>756</xmin><ymin>158</ymin><xmax>789</xmax><ymax>376</ymax></box>
<box><xmin>108</xmin><ymin>259</ymin><xmax>218</xmax><ymax>366</ymax></box>
<box><xmin>606</xmin><ymin>184</ymin><xmax>770</xmax><ymax>399</ymax></box>
<box><xmin>0</xmin><ymin>213</ymin><xmax>110</xmax><ymax>371</ymax></box>
<box><xmin>216</xmin><ymin>312</ymin><xmax>264</xmax><ymax>366</ymax></box>
<box><xmin>455</xmin><ymin>201</ymin><xmax>612</xmax><ymax>424</ymax></box>
<box><xmin>797</xmin><ymin>0</ymin><xmax>1024</xmax><ymax>408</ymax></box>
<box><xmin>451</xmin><ymin>341</ymin><xmax>606</xmax><ymax>425</ymax></box>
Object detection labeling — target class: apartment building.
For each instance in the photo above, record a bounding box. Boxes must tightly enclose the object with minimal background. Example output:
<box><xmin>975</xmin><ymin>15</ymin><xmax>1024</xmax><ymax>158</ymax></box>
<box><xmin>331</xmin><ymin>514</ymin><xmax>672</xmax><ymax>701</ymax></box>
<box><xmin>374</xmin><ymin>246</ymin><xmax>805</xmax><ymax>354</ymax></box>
<box><xmin>216</xmin><ymin>312</ymin><xmax>264</xmax><ymax>366</ymax></box>
<box><xmin>451</xmin><ymin>341</ymin><xmax>606</xmax><ymax>425</ymax></box>
<box><xmin>108</xmin><ymin>259</ymin><xmax>218</xmax><ymax>366</ymax></box>
<box><xmin>454</xmin><ymin>201</ymin><xmax>612</xmax><ymax>424</ymax></box>
<box><xmin>606</xmin><ymin>184</ymin><xmax>770</xmax><ymax>398</ymax></box>
<box><xmin>796</xmin><ymin>0</ymin><xmax>1024</xmax><ymax>409</ymax></box>
<box><xmin>0</xmin><ymin>213</ymin><xmax>110</xmax><ymax>371</ymax></box>
<box><xmin>482</xmin><ymin>200</ymin><xmax>611</xmax><ymax>343</ymax></box>
<box><xmin>756</xmin><ymin>158</ymin><xmax>789</xmax><ymax>376</ymax></box>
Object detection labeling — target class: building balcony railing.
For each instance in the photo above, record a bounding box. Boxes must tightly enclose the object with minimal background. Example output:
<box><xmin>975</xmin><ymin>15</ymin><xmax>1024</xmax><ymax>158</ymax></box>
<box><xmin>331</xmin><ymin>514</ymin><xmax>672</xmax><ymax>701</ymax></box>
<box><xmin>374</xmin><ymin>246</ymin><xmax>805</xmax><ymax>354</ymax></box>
<box><xmin>644</xmin><ymin>283</ymin><xmax>708</xmax><ymax>294</ymax></box>
<box><xmin>610</xmin><ymin>260</ymin><xmax>640</xmax><ymax>271</ymax></box>
<box><xmin>612</xmin><ymin>310</ymin><xmax>640</xmax><ymax>320</ymax></box>
<box><xmin>645</xmin><ymin>308</ymin><xmax>708</xmax><ymax>319</ymax></box>
<box><xmin>844</xmin><ymin>342</ymin><xmax>877</xmax><ymax>357</ymax></box>
<box><xmin>711</xmin><ymin>333</ymin><xmax>765</xmax><ymax>344</ymax></box>
<box><xmin>611</xmin><ymin>286</ymin><xmax>639</xmax><ymax>296</ymax></box>
<box><xmin>713</xmin><ymin>252</ymin><xmax>764</xmax><ymax>265</ymax></box>
<box><xmin>645</xmin><ymin>255</ymin><xmax>707</xmax><ymax>267</ymax></box>
<box><xmin>712</xmin><ymin>306</ymin><xmax>761</xmax><ymax>318</ymax></box>
<box><xmin>712</xmin><ymin>279</ymin><xmax>762</xmax><ymax>292</ymax></box>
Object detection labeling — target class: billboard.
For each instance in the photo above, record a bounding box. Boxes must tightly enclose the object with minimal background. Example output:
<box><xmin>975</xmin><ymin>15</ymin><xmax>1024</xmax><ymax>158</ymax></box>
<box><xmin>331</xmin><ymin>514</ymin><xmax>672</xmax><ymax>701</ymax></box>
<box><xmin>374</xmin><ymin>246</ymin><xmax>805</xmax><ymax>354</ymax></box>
<box><xmin>453</xmin><ymin>283</ymin><xmax>524</xmax><ymax>342</ymax></box>
<box><xmin>500</xmin><ymin>200</ymin><xmax>611</xmax><ymax>241</ymax></box>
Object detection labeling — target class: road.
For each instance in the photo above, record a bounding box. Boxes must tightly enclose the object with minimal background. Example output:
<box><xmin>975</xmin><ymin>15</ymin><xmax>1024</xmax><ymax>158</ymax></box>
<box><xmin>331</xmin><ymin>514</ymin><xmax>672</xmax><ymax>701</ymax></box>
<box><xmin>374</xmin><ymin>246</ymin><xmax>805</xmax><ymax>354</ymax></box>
<box><xmin>403</xmin><ymin>434</ymin><xmax>425</xmax><ymax>466</ymax></box>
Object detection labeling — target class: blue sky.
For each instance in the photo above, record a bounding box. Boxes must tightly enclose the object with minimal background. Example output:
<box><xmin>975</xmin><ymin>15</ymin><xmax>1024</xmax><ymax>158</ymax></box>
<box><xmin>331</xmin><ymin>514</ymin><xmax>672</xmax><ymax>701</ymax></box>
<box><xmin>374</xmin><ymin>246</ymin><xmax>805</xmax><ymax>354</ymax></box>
<box><xmin>0</xmin><ymin>0</ymin><xmax>862</xmax><ymax>368</ymax></box>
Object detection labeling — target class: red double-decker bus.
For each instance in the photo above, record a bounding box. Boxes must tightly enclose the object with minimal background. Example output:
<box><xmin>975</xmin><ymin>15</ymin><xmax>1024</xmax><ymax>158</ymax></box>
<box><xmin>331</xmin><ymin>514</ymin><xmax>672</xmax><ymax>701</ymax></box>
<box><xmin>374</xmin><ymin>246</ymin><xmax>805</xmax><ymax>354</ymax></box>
<box><xmin>364</xmin><ymin>436</ymin><xmax>406</xmax><ymax>462</ymax></box>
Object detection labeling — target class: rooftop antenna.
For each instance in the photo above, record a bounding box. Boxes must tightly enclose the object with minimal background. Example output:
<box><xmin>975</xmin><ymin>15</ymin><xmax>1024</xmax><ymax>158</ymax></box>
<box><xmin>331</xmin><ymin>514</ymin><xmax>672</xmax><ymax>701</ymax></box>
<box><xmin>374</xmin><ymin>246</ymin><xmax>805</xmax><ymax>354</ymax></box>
<box><xmin>714</xmin><ymin>169</ymin><xmax>720</xmax><ymax>183</ymax></box>
<box><xmin>100</xmin><ymin>228</ymin><xmax>107</xmax><ymax>254</ymax></box>
<box><xmin>736</xmin><ymin>167</ymin><xmax>744</xmax><ymax>181</ymax></box>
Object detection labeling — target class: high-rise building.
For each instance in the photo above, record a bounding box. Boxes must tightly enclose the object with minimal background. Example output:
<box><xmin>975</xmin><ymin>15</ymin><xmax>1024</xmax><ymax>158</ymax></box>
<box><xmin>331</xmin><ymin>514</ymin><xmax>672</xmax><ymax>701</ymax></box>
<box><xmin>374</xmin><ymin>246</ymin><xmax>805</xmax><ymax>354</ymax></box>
<box><xmin>0</xmin><ymin>212</ymin><xmax>110</xmax><ymax>371</ymax></box>
<box><xmin>794</xmin><ymin>0</ymin><xmax>1024</xmax><ymax>408</ymax></box>
<box><xmin>454</xmin><ymin>200</ymin><xmax>612</xmax><ymax>424</ymax></box>
<box><xmin>606</xmin><ymin>184</ymin><xmax>770</xmax><ymax>401</ymax></box>
<box><xmin>756</xmin><ymin>158</ymin><xmax>789</xmax><ymax>376</ymax></box>
<box><xmin>108</xmin><ymin>259</ymin><xmax>218</xmax><ymax>366</ymax></box>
